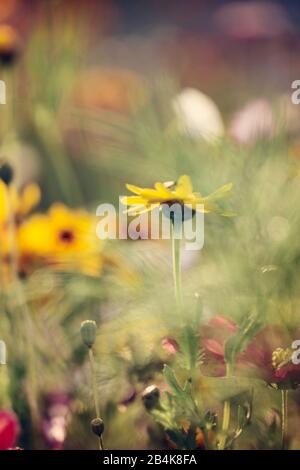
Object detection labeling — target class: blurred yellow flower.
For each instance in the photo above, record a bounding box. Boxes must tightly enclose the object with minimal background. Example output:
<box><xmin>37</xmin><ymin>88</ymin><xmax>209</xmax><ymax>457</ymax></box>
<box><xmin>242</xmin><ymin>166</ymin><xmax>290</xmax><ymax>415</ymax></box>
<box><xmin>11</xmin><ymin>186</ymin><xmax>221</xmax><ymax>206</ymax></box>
<box><xmin>0</xmin><ymin>180</ymin><xmax>41</xmax><ymax>225</ymax></box>
<box><xmin>0</xmin><ymin>179</ymin><xmax>40</xmax><ymax>281</ymax></box>
<box><xmin>18</xmin><ymin>204</ymin><xmax>103</xmax><ymax>276</ymax></box>
<box><xmin>121</xmin><ymin>175</ymin><xmax>233</xmax><ymax>216</ymax></box>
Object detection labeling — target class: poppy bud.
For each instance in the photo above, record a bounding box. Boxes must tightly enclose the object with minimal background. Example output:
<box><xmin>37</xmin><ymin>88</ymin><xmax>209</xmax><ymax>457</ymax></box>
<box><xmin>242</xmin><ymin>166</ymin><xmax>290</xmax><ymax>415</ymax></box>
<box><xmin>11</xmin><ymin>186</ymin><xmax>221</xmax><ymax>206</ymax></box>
<box><xmin>91</xmin><ymin>418</ymin><xmax>104</xmax><ymax>437</ymax></box>
<box><xmin>80</xmin><ymin>320</ymin><xmax>97</xmax><ymax>348</ymax></box>
<box><xmin>0</xmin><ymin>162</ymin><xmax>13</xmax><ymax>185</ymax></box>
<box><xmin>142</xmin><ymin>385</ymin><xmax>160</xmax><ymax>410</ymax></box>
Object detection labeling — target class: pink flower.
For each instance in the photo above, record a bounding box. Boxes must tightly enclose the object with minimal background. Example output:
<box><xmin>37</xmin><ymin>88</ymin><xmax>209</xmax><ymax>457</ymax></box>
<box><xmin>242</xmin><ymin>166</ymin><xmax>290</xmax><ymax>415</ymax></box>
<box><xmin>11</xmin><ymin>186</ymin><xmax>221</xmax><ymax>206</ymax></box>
<box><xmin>0</xmin><ymin>410</ymin><xmax>20</xmax><ymax>450</ymax></box>
<box><xmin>243</xmin><ymin>326</ymin><xmax>300</xmax><ymax>388</ymax></box>
<box><xmin>200</xmin><ymin>316</ymin><xmax>300</xmax><ymax>388</ymax></box>
<box><xmin>200</xmin><ymin>315</ymin><xmax>237</xmax><ymax>377</ymax></box>
<box><xmin>161</xmin><ymin>338</ymin><xmax>180</xmax><ymax>356</ymax></box>
<box><xmin>229</xmin><ymin>99</ymin><xmax>274</xmax><ymax>145</ymax></box>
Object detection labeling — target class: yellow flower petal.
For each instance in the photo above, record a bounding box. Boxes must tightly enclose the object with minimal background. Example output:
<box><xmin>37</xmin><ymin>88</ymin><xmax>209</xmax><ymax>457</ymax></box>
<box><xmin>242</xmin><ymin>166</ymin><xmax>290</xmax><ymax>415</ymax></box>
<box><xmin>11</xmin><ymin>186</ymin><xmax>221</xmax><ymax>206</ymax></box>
<box><xmin>154</xmin><ymin>182</ymin><xmax>173</xmax><ymax>198</ymax></box>
<box><xmin>174</xmin><ymin>175</ymin><xmax>193</xmax><ymax>199</ymax></box>
<box><xmin>126</xmin><ymin>184</ymin><xmax>145</xmax><ymax>195</ymax></box>
<box><xmin>138</xmin><ymin>188</ymin><xmax>168</xmax><ymax>201</ymax></box>
<box><xmin>19</xmin><ymin>183</ymin><xmax>41</xmax><ymax>216</ymax></box>
<box><xmin>136</xmin><ymin>203</ymin><xmax>160</xmax><ymax>214</ymax></box>
<box><xmin>126</xmin><ymin>183</ymin><xmax>169</xmax><ymax>202</ymax></box>
<box><xmin>203</xmin><ymin>182</ymin><xmax>233</xmax><ymax>202</ymax></box>
<box><xmin>121</xmin><ymin>196</ymin><xmax>147</xmax><ymax>206</ymax></box>
<box><xmin>124</xmin><ymin>203</ymin><xmax>159</xmax><ymax>215</ymax></box>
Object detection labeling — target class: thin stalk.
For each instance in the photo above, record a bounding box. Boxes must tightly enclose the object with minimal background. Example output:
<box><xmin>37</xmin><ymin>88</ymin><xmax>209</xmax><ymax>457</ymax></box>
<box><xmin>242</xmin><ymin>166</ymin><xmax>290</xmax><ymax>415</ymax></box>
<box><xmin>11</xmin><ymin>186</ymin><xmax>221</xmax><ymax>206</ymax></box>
<box><xmin>171</xmin><ymin>222</ymin><xmax>213</xmax><ymax>447</ymax></box>
<box><xmin>281</xmin><ymin>389</ymin><xmax>288</xmax><ymax>450</ymax></box>
<box><xmin>171</xmin><ymin>221</ymin><xmax>183</xmax><ymax>312</ymax></box>
<box><xmin>219</xmin><ymin>400</ymin><xmax>231</xmax><ymax>450</ymax></box>
<box><xmin>88</xmin><ymin>348</ymin><xmax>104</xmax><ymax>450</ymax></box>
<box><xmin>219</xmin><ymin>364</ymin><xmax>232</xmax><ymax>450</ymax></box>
<box><xmin>195</xmin><ymin>406</ymin><xmax>212</xmax><ymax>450</ymax></box>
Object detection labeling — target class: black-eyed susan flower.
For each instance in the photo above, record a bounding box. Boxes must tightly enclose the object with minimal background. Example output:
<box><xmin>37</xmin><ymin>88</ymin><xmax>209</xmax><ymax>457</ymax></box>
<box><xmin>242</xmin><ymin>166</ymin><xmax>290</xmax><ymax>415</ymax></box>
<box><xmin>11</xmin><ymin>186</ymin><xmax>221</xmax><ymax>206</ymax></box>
<box><xmin>18</xmin><ymin>203</ymin><xmax>103</xmax><ymax>276</ymax></box>
<box><xmin>122</xmin><ymin>175</ymin><xmax>234</xmax><ymax>313</ymax></box>
<box><xmin>121</xmin><ymin>175</ymin><xmax>233</xmax><ymax>217</ymax></box>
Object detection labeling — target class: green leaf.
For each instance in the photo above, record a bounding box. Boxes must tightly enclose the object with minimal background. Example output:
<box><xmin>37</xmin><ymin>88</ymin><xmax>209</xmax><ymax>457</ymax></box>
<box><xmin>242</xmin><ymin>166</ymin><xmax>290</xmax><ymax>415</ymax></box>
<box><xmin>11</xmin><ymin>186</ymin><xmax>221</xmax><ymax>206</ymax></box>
<box><xmin>224</xmin><ymin>315</ymin><xmax>262</xmax><ymax>365</ymax></box>
<box><xmin>163</xmin><ymin>365</ymin><xmax>184</xmax><ymax>396</ymax></box>
<box><xmin>178</xmin><ymin>326</ymin><xmax>199</xmax><ymax>370</ymax></box>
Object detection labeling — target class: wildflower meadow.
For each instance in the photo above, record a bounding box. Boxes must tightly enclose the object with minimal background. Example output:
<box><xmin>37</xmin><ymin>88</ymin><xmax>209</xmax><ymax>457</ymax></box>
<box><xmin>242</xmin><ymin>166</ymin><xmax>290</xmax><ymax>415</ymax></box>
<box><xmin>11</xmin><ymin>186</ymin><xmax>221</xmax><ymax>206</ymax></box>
<box><xmin>1</xmin><ymin>0</ymin><xmax>300</xmax><ymax>456</ymax></box>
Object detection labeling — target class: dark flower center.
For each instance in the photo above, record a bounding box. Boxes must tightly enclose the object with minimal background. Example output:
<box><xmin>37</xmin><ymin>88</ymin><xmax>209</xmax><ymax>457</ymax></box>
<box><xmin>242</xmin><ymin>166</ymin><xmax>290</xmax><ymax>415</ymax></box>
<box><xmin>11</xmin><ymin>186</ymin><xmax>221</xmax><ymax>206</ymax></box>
<box><xmin>162</xmin><ymin>200</ymin><xmax>195</xmax><ymax>222</ymax></box>
<box><xmin>59</xmin><ymin>230</ymin><xmax>75</xmax><ymax>243</ymax></box>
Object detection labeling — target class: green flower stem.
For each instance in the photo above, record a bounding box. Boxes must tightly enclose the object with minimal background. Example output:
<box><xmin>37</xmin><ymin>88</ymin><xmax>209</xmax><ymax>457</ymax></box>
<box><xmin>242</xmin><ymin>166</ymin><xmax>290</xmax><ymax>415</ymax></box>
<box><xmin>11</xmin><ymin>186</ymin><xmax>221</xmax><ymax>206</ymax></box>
<box><xmin>171</xmin><ymin>221</ymin><xmax>183</xmax><ymax>313</ymax></box>
<box><xmin>197</xmin><ymin>407</ymin><xmax>212</xmax><ymax>451</ymax></box>
<box><xmin>219</xmin><ymin>400</ymin><xmax>231</xmax><ymax>450</ymax></box>
<box><xmin>281</xmin><ymin>389</ymin><xmax>288</xmax><ymax>450</ymax></box>
<box><xmin>219</xmin><ymin>364</ymin><xmax>232</xmax><ymax>450</ymax></box>
<box><xmin>88</xmin><ymin>348</ymin><xmax>104</xmax><ymax>450</ymax></box>
<box><xmin>171</xmin><ymin>223</ymin><xmax>214</xmax><ymax>449</ymax></box>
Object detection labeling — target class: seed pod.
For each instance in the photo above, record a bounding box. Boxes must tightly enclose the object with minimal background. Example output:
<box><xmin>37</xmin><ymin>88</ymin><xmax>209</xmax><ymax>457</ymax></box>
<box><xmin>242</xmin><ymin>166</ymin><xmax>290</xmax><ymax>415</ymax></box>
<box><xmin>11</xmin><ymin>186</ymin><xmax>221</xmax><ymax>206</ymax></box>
<box><xmin>80</xmin><ymin>320</ymin><xmax>97</xmax><ymax>348</ymax></box>
<box><xmin>0</xmin><ymin>162</ymin><xmax>13</xmax><ymax>185</ymax></box>
<box><xmin>142</xmin><ymin>385</ymin><xmax>160</xmax><ymax>410</ymax></box>
<box><xmin>91</xmin><ymin>418</ymin><xmax>104</xmax><ymax>437</ymax></box>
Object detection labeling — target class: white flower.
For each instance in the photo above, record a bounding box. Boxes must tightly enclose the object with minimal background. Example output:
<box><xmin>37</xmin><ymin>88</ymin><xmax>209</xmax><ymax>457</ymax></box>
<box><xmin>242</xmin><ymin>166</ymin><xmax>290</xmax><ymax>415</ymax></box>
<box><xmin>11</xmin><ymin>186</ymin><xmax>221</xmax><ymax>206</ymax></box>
<box><xmin>172</xmin><ymin>88</ymin><xmax>224</xmax><ymax>142</ymax></box>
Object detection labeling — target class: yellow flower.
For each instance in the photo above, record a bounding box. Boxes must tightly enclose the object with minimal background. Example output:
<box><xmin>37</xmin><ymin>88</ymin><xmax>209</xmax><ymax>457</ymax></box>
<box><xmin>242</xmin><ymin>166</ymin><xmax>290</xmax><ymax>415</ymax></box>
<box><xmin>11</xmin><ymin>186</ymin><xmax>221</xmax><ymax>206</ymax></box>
<box><xmin>18</xmin><ymin>203</ymin><xmax>103</xmax><ymax>276</ymax></box>
<box><xmin>0</xmin><ymin>180</ymin><xmax>41</xmax><ymax>225</ymax></box>
<box><xmin>121</xmin><ymin>175</ymin><xmax>233</xmax><ymax>216</ymax></box>
<box><xmin>0</xmin><ymin>181</ymin><xmax>41</xmax><ymax>273</ymax></box>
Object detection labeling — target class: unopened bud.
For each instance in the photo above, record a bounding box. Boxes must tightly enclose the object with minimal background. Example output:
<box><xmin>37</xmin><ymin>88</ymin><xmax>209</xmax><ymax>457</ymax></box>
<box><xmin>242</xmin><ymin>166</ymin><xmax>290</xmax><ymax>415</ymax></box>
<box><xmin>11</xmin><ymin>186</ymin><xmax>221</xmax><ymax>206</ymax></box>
<box><xmin>142</xmin><ymin>385</ymin><xmax>160</xmax><ymax>410</ymax></box>
<box><xmin>0</xmin><ymin>162</ymin><xmax>13</xmax><ymax>185</ymax></box>
<box><xmin>80</xmin><ymin>320</ymin><xmax>97</xmax><ymax>348</ymax></box>
<box><xmin>91</xmin><ymin>417</ymin><xmax>104</xmax><ymax>437</ymax></box>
